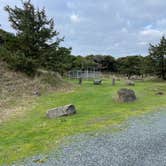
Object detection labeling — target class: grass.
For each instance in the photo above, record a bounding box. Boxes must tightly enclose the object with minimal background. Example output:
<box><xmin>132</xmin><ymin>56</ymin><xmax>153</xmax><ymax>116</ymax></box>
<box><xmin>0</xmin><ymin>61</ymin><xmax>70</xmax><ymax>123</ymax></box>
<box><xmin>0</xmin><ymin>79</ymin><xmax>166</xmax><ymax>164</ymax></box>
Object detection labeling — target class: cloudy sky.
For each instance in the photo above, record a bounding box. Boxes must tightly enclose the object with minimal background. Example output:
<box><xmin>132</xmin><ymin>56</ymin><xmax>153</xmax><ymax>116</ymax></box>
<box><xmin>0</xmin><ymin>0</ymin><xmax>166</xmax><ymax>57</ymax></box>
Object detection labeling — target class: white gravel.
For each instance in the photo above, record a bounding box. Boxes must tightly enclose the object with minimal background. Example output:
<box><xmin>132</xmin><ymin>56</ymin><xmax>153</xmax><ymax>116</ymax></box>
<box><xmin>14</xmin><ymin>109</ymin><xmax>166</xmax><ymax>166</ymax></box>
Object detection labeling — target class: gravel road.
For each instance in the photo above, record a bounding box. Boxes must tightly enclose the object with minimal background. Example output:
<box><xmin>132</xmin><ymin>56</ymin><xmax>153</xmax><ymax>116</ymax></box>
<box><xmin>15</xmin><ymin>110</ymin><xmax>166</xmax><ymax>166</ymax></box>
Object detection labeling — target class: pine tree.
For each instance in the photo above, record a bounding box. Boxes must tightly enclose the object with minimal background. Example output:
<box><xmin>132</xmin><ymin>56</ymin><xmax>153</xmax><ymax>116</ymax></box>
<box><xmin>149</xmin><ymin>36</ymin><xmax>166</xmax><ymax>80</ymax></box>
<box><xmin>5</xmin><ymin>0</ymin><xmax>62</xmax><ymax>74</ymax></box>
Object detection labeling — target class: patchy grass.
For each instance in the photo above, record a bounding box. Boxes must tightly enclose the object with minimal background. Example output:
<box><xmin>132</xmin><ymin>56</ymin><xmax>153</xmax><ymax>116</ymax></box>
<box><xmin>0</xmin><ymin>79</ymin><xmax>166</xmax><ymax>164</ymax></box>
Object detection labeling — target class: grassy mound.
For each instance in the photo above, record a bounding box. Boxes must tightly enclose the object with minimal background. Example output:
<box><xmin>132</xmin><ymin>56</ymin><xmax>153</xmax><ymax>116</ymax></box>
<box><xmin>0</xmin><ymin>61</ymin><xmax>71</xmax><ymax>123</ymax></box>
<box><xmin>0</xmin><ymin>79</ymin><xmax>166</xmax><ymax>164</ymax></box>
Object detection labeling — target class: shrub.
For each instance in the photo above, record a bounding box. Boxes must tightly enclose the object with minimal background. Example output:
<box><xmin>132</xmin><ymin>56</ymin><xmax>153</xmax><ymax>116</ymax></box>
<box><xmin>0</xmin><ymin>47</ymin><xmax>36</xmax><ymax>76</ymax></box>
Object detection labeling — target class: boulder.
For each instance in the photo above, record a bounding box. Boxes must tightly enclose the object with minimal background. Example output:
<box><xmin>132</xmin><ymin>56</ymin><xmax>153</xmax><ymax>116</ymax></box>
<box><xmin>126</xmin><ymin>80</ymin><xmax>135</xmax><ymax>86</ymax></box>
<box><xmin>46</xmin><ymin>104</ymin><xmax>76</xmax><ymax>119</ymax></box>
<box><xmin>118</xmin><ymin>88</ymin><xmax>136</xmax><ymax>103</ymax></box>
<box><xmin>33</xmin><ymin>90</ymin><xmax>41</xmax><ymax>96</ymax></box>
<box><xmin>94</xmin><ymin>79</ymin><xmax>102</xmax><ymax>85</ymax></box>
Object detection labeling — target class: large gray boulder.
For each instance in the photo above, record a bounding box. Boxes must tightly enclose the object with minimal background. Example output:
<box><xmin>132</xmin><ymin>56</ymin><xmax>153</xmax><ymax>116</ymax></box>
<box><xmin>46</xmin><ymin>104</ymin><xmax>76</xmax><ymax>119</ymax></box>
<box><xmin>118</xmin><ymin>88</ymin><xmax>136</xmax><ymax>103</ymax></box>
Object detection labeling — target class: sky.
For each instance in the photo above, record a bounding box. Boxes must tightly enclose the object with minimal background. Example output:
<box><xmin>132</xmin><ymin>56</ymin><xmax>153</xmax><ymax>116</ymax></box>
<box><xmin>0</xmin><ymin>0</ymin><xmax>166</xmax><ymax>57</ymax></box>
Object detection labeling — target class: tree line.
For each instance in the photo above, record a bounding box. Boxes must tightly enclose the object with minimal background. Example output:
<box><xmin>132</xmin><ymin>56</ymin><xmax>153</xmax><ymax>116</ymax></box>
<box><xmin>0</xmin><ymin>0</ymin><xmax>166</xmax><ymax>79</ymax></box>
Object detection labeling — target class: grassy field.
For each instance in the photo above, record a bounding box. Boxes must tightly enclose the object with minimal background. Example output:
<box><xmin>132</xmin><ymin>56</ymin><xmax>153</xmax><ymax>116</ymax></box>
<box><xmin>0</xmin><ymin>79</ymin><xmax>166</xmax><ymax>164</ymax></box>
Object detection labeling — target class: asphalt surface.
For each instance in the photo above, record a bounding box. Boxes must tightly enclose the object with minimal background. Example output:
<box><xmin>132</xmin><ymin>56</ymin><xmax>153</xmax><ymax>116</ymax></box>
<box><xmin>15</xmin><ymin>110</ymin><xmax>166</xmax><ymax>166</ymax></box>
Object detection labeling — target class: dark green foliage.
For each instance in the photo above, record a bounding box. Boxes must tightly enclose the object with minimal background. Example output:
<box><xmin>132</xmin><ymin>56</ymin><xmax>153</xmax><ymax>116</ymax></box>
<box><xmin>8</xmin><ymin>51</ymin><xmax>36</xmax><ymax>75</ymax></box>
<box><xmin>3</xmin><ymin>0</ymin><xmax>69</xmax><ymax>75</ymax></box>
<box><xmin>72</xmin><ymin>55</ymin><xmax>97</xmax><ymax>70</ymax></box>
<box><xmin>0</xmin><ymin>46</ymin><xmax>11</xmax><ymax>60</ymax></box>
<box><xmin>0</xmin><ymin>29</ymin><xmax>19</xmax><ymax>52</ymax></box>
<box><xmin>72</xmin><ymin>55</ymin><xmax>117</xmax><ymax>72</ymax></box>
<box><xmin>0</xmin><ymin>35</ymin><xmax>4</xmax><ymax>46</ymax></box>
<box><xmin>0</xmin><ymin>30</ymin><xmax>36</xmax><ymax>75</ymax></box>
<box><xmin>141</xmin><ymin>56</ymin><xmax>155</xmax><ymax>76</ymax></box>
<box><xmin>42</xmin><ymin>46</ymin><xmax>73</xmax><ymax>75</ymax></box>
<box><xmin>5</xmin><ymin>0</ymin><xmax>58</xmax><ymax>60</ymax></box>
<box><xmin>0</xmin><ymin>47</ymin><xmax>36</xmax><ymax>75</ymax></box>
<box><xmin>117</xmin><ymin>56</ymin><xmax>143</xmax><ymax>78</ymax></box>
<box><xmin>149</xmin><ymin>36</ymin><xmax>166</xmax><ymax>80</ymax></box>
<box><xmin>93</xmin><ymin>55</ymin><xmax>117</xmax><ymax>72</ymax></box>
<box><xmin>72</xmin><ymin>56</ymin><xmax>85</xmax><ymax>69</ymax></box>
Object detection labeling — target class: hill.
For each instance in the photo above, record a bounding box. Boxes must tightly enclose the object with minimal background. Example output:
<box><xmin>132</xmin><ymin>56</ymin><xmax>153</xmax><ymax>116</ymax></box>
<box><xmin>0</xmin><ymin>61</ymin><xmax>71</xmax><ymax>123</ymax></box>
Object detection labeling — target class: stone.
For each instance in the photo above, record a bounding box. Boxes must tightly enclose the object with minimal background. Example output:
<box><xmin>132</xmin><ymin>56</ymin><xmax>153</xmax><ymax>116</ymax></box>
<box><xmin>112</xmin><ymin>77</ymin><xmax>115</xmax><ymax>85</ymax></box>
<box><xmin>46</xmin><ymin>104</ymin><xmax>76</xmax><ymax>119</ymax></box>
<box><xmin>126</xmin><ymin>80</ymin><xmax>135</xmax><ymax>86</ymax></box>
<box><xmin>94</xmin><ymin>79</ymin><xmax>102</xmax><ymax>85</ymax></box>
<box><xmin>118</xmin><ymin>88</ymin><xmax>136</xmax><ymax>103</ymax></box>
<box><xmin>33</xmin><ymin>91</ymin><xmax>41</xmax><ymax>96</ymax></box>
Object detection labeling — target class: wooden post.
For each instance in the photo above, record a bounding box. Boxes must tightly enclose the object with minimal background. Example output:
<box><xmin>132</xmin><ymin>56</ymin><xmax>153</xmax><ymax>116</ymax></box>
<box><xmin>112</xmin><ymin>76</ymin><xmax>115</xmax><ymax>86</ymax></box>
<box><xmin>78</xmin><ymin>77</ymin><xmax>82</xmax><ymax>85</ymax></box>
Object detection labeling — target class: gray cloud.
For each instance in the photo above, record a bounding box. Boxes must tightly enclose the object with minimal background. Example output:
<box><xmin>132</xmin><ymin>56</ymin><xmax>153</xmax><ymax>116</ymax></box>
<box><xmin>0</xmin><ymin>0</ymin><xmax>166</xmax><ymax>57</ymax></box>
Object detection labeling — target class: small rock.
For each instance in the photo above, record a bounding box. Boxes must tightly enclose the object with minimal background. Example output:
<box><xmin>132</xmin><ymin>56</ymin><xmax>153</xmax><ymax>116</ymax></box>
<box><xmin>33</xmin><ymin>91</ymin><xmax>41</xmax><ymax>96</ymax></box>
<box><xmin>126</xmin><ymin>80</ymin><xmax>135</xmax><ymax>86</ymax></box>
<box><xmin>94</xmin><ymin>80</ymin><xmax>102</xmax><ymax>85</ymax></box>
<box><xmin>46</xmin><ymin>104</ymin><xmax>76</xmax><ymax>119</ymax></box>
<box><xmin>33</xmin><ymin>158</ymin><xmax>46</xmax><ymax>163</ymax></box>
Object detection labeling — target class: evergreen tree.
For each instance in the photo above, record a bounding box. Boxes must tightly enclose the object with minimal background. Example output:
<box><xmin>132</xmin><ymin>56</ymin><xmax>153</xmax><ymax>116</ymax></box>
<box><xmin>0</xmin><ymin>34</ymin><xmax>4</xmax><ymax>46</ymax></box>
<box><xmin>117</xmin><ymin>56</ymin><xmax>143</xmax><ymax>78</ymax></box>
<box><xmin>149</xmin><ymin>36</ymin><xmax>166</xmax><ymax>80</ymax></box>
<box><xmin>5</xmin><ymin>0</ymin><xmax>62</xmax><ymax>74</ymax></box>
<box><xmin>42</xmin><ymin>46</ymin><xmax>73</xmax><ymax>75</ymax></box>
<box><xmin>140</xmin><ymin>56</ymin><xmax>155</xmax><ymax>77</ymax></box>
<box><xmin>0</xmin><ymin>29</ymin><xmax>19</xmax><ymax>51</ymax></box>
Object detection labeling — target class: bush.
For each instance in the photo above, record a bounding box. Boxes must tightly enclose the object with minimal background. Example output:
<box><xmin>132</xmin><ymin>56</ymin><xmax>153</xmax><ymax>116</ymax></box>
<box><xmin>0</xmin><ymin>46</ymin><xmax>11</xmax><ymax>60</ymax></box>
<box><xmin>0</xmin><ymin>47</ymin><xmax>36</xmax><ymax>76</ymax></box>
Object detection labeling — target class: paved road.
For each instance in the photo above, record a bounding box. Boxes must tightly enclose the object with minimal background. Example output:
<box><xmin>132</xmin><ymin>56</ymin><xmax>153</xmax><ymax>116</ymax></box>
<box><xmin>16</xmin><ymin>110</ymin><xmax>166</xmax><ymax>166</ymax></box>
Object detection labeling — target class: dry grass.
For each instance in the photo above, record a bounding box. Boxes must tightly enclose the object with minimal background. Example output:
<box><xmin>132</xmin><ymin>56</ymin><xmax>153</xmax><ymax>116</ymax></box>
<box><xmin>0</xmin><ymin>61</ymin><xmax>72</xmax><ymax>123</ymax></box>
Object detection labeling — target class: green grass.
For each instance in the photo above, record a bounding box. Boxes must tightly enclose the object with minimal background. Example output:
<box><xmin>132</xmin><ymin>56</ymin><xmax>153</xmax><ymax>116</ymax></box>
<box><xmin>0</xmin><ymin>79</ymin><xmax>166</xmax><ymax>164</ymax></box>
